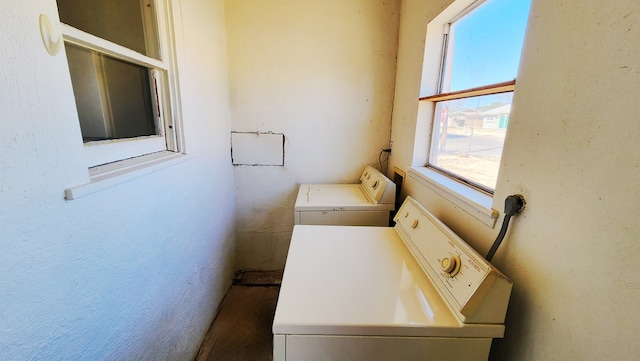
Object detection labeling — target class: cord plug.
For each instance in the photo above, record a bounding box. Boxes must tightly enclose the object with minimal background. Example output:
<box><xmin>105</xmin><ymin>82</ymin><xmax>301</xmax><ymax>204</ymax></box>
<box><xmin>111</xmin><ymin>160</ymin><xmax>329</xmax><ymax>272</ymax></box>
<box><xmin>504</xmin><ymin>194</ymin><xmax>525</xmax><ymax>216</ymax></box>
<box><xmin>486</xmin><ymin>194</ymin><xmax>526</xmax><ymax>261</ymax></box>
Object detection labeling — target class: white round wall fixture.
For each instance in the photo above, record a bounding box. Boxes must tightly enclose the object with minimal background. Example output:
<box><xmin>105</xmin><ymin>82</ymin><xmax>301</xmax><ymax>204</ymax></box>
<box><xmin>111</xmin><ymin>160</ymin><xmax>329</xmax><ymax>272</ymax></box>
<box><xmin>39</xmin><ymin>14</ymin><xmax>62</xmax><ymax>56</ymax></box>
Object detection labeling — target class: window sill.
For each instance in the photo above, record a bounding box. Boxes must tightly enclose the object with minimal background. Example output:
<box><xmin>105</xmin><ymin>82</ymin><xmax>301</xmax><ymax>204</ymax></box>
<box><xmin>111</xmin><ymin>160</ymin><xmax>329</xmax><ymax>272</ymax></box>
<box><xmin>407</xmin><ymin>166</ymin><xmax>499</xmax><ymax>228</ymax></box>
<box><xmin>64</xmin><ymin>151</ymin><xmax>192</xmax><ymax>200</ymax></box>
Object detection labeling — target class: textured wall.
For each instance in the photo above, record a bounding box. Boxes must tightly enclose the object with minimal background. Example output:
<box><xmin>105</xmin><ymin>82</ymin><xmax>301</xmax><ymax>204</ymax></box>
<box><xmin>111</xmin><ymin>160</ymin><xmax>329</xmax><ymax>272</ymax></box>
<box><xmin>226</xmin><ymin>0</ymin><xmax>401</xmax><ymax>270</ymax></box>
<box><xmin>391</xmin><ymin>0</ymin><xmax>640</xmax><ymax>360</ymax></box>
<box><xmin>0</xmin><ymin>0</ymin><xmax>235</xmax><ymax>360</ymax></box>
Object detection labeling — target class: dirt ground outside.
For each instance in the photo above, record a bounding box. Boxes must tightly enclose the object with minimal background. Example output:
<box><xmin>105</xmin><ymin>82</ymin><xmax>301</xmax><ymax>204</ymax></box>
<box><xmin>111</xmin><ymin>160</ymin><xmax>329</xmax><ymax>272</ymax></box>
<box><xmin>433</xmin><ymin>126</ymin><xmax>505</xmax><ymax>189</ymax></box>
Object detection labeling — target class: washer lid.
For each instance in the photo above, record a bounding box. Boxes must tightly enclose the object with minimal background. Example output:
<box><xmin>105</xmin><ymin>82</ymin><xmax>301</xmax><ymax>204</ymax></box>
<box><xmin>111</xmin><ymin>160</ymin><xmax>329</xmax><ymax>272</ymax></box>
<box><xmin>273</xmin><ymin>225</ymin><xmax>505</xmax><ymax>338</ymax></box>
<box><xmin>294</xmin><ymin>184</ymin><xmax>394</xmax><ymax>211</ymax></box>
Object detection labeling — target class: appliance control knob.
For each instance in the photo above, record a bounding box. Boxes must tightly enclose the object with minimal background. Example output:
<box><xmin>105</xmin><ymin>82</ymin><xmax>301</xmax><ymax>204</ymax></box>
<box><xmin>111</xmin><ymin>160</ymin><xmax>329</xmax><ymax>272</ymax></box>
<box><xmin>372</xmin><ymin>180</ymin><xmax>379</xmax><ymax>189</ymax></box>
<box><xmin>440</xmin><ymin>255</ymin><xmax>461</xmax><ymax>277</ymax></box>
<box><xmin>410</xmin><ymin>219</ymin><xmax>419</xmax><ymax>228</ymax></box>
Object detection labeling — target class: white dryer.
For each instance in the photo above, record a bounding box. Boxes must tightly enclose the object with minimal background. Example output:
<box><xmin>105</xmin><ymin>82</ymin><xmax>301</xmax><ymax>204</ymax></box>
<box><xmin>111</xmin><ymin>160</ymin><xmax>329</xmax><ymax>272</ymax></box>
<box><xmin>273</xmin><ymin>197</ymin><xmax>512</xmax><ymax>361</ymax></box>
<box><xmin>294</xmin><ymin>165</ymin><xmax>396</xmax><ymax>226</ymax></box>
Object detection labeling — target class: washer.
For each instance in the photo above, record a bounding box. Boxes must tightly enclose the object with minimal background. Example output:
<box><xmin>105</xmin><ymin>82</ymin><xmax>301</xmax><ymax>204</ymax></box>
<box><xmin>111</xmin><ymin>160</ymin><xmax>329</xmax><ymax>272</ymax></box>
<box><xmin>294</xmin><ymin>165</ymin><xmax>396</xmax><ymax>226</ymax></box>
<box><xmin>273</xmin><ymin>197</ymin><xmax>512</xmax><ymax>361</ymax></box>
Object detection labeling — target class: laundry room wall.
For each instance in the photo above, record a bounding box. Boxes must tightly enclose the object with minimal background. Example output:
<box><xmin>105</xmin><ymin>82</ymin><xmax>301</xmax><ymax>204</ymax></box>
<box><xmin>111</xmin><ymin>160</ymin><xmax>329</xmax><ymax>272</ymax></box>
<box><xmin>0</xmin><ymin>0</ymin><xmax>235</xmax><ymax>360</ymax></box>
<box><xmin>226</xmin><ymin>0</ymin><xmax>401</xmax><ymax>270</ymax></box>
<box><xmin>389</xmin><ymin>0</ymin><xmax>640</xmax><ymax>360</ymax></box>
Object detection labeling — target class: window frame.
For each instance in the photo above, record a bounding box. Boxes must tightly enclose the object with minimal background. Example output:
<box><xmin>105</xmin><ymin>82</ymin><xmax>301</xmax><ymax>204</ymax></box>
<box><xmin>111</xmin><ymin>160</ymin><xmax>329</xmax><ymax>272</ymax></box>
<box><xmin>421</xmin><ymin>80</ymin><xmax>515</xmax><ymax>195</ymax></box>
<box><xmin>59</xmin><ymin>0</ymin><xmax>183</xmax><ymax>169</ymax></box>
<box><xmin>411</xmin><ymin>0</ymin><xmax>530</xmax><ymax>227</ymax></box>
<box><xmin>420</xmin><ymin>0</ymin><xmax>524</xmax><ymax>195</ymax></box>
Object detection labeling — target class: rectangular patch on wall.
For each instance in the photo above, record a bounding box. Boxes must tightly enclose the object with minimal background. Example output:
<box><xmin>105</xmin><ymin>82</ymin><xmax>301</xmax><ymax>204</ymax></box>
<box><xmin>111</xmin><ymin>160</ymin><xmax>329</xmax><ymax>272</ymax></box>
<box><xmin>231</xmin><ymin>131</ymin><xmax>285</xmax><ymax>166</ymax></box>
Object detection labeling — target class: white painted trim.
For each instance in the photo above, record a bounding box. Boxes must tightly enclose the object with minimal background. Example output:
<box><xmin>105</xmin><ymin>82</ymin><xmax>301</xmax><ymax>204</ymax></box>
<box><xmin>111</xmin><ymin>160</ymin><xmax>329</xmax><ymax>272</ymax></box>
<box><xmin>61</xmin><ymin>24</ymin><xmax>167</xmax><ymax>70</ymax></box>
<box><xmin>407</xmin><ymin>166</ymin><xmax>498</xmax><ymax>228</ymax></box>
<box><xmin>83</xmin><ymin>136</ymin><xmax>167</xmax><ymax>168</ymax></box>
<box><xmin>160</xmin><ymin>0</ymin><xmax>185</xmax><ymax>153</ymax></box>
<box><xmin>65</xmin><ymin>151</ymin><xmax>192</xmax><ymax>200</ymax></box>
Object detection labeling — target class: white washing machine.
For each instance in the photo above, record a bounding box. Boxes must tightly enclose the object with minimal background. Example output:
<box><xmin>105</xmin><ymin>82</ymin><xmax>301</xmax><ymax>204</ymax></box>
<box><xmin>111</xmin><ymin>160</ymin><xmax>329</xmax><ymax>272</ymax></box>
<box><xmin>294</xmin><ymin>165</ymin><xmax>396</xmax><ymax>226</ymax></box>
<box><xmin>273</xmin><ymin>197</ymin><xmax>512</xmax><ymax>361</ymax></box>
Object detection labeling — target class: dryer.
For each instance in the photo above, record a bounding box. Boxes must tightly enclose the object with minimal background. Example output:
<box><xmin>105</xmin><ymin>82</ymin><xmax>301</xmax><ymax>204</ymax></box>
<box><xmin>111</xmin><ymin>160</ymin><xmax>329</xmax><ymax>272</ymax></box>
<box><xmin>294</xmin><ymin>165</ymin><xmax>395</xmax><ymax>226</ymax></box>
<box><xmin>273</xmin><ymin>197</ymin><xmax>512</xmax><ymax>361</ymax></box>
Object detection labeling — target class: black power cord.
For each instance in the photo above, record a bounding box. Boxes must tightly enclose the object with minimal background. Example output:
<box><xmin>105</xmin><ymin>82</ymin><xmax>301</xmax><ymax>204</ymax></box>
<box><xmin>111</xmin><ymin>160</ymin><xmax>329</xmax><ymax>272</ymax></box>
<box><xmin>486</xmin><ymin>194</ymin><xmax>526</xmax><ymax>262</ymax></box>
<box><xmin>378</xmin><ymin>148</ymin><xmax>391</xmax><ymax>172</ymax></box>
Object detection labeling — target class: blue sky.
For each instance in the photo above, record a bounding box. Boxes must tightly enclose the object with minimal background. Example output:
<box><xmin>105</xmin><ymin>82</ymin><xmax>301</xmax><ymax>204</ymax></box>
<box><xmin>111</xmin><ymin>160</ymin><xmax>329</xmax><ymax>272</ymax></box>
<box><xmin>448</xmin><ymin>0</ymin><xmax>532</xmax><ymax>92</ymax></box>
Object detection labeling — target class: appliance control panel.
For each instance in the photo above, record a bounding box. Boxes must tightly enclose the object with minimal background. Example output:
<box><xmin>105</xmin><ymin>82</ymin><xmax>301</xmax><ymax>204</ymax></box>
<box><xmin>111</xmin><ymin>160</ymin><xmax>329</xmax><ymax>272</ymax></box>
<box><xmin>394</xmin><ymin>197</ymin><xmax>512</xmax><ymax>324</ymax></box>
<box><xmin>359</xmin><ymin>166</ymin><xmax>396</xmax><ymax>205</ymax></box>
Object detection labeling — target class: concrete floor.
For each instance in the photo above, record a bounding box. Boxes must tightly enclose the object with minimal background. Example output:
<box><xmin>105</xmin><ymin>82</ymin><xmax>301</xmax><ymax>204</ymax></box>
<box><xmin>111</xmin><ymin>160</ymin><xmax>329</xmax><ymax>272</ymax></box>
<box><xmin>196</xmin><ymin>272</ymin><xmax>282</xmax><ymax>361</ymax></box>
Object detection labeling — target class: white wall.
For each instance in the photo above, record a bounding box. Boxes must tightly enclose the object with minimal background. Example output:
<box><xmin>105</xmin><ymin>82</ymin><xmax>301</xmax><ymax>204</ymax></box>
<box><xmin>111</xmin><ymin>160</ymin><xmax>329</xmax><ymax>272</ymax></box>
<box><xmin>226</xmin><ymin>0</ymin><xmax>401</xmax><ymax>270</ymax></box>
<box><xmin>391</xmin><ymin>0</ymin><xmax>640</xmax><ymax>360</ymax></box>
<box><xmin>0</xmin><ymin>0</ymin><xmax>235</xmax><ymax>360</ymax></box>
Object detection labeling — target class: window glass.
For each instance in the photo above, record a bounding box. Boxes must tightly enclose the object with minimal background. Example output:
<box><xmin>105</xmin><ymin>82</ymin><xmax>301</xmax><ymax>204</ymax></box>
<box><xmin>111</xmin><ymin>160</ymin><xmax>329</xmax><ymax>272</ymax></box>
<box><xmin>65</xmin><ymin>44</ymin><xmax>157</xmax><ymax>142</ymax></box>
<box><xmin>429</xmin><ymin>92</ymin><xmax>513</xmax><ymax>190</ymax></box>
<box><xmin>57</xmin><ymin>0</ymin><xmax>159</xmax><ymax>58</ymax></box>
<box><xmin>442</xmin><ymin>0</ymin><xmax>530</xmax><ymax>93</ymax></box>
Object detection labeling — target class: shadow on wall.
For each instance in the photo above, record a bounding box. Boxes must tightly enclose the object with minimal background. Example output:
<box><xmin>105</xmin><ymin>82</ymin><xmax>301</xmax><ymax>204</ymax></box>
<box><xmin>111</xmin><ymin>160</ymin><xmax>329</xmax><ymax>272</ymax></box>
<box><xmin>234</xmin><ymin>179</ymin><xmax>299</xmax><ymax>271</ymax></box>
